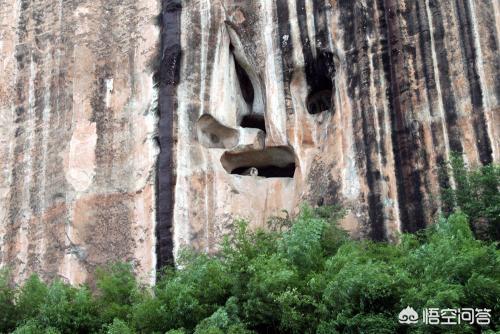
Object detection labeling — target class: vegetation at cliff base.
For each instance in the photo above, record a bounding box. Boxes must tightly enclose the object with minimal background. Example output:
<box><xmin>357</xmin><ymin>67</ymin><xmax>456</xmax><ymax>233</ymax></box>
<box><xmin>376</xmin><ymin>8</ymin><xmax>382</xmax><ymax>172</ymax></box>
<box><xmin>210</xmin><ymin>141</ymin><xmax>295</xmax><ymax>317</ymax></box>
<box><xmin>0</xmin><ymin>160</ymin><xmax>498</xmax><ymax>334</ymax></box>
<box><xmin>0</xmin><ymin>207</ymin><xmax>498</xmax><ymax>334</ymax></box>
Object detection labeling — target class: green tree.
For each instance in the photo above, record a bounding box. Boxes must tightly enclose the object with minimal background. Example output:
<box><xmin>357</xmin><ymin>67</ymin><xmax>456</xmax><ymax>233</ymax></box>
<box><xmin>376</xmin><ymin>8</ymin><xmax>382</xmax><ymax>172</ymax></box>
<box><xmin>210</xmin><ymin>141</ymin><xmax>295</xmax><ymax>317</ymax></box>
<box><xmin>442</xmin><ymin>154</ymin><xmax>499</xmax><ymax>240</ymax></box>
<box><xmin>0</xmin><ymin>269</ymin><xmax>17</xmax><ymax>333</ymax></box>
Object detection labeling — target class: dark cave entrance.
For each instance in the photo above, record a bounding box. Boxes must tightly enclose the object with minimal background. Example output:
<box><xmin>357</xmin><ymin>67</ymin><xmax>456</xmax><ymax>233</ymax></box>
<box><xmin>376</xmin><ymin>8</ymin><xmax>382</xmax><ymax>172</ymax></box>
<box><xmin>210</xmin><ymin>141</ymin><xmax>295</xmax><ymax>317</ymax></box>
<box><xmin>307</xmin><ymin>90</ymin><xmax>332</xmax><ymax>115</ymax></box>
<box><xmin>234</xmin><ymin>55</ymin><xmax>255</xmax><ymax>105</ymax></box>
<box><xmin>221</xmin><ymin>146</ymin><xmax>297</xmax><ymax>179</ymax></box>
<box><xmin>240</xmin><ymin>114</ymin><xmax>266</xmax><ymax>133</ymax></box>
<box><xmin>231</xmin><ymin>163</ymin><xmax>296</xmax><ymax>178</ymax></box>
<box><xmin>305</xmin><ymin>50</ymin><xmax>335</xmax><ymax>115</ymax></box>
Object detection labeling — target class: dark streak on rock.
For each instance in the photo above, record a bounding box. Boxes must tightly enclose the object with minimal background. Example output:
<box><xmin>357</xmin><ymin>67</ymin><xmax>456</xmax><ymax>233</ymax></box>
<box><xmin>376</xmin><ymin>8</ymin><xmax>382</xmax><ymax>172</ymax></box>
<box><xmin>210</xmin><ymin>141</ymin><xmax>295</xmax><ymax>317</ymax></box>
<box><xmin>359</xmin><ymin>1</ymin><xmax>386</xmax><ymax>241</ymax></box>
<box><xmin>429</xmin><ymin>0</ymin><xmax>463</xmax><ymax>154</ymax></box>
<box><xmin>404</xmin><ymin>1</ymin><xmax>436</xmax><ymax>214</ymax></box>
<box><xmin>6</xmin><ymin>0</ymin><xmax>31</xmax><ymax>268</ymax></box>
<box><xmin>156</xmin><ymin>0</ymin><xmax>182</xmax><ymax>268</ymax></box>
<box><xmin>382</xmin><ymin>0</ymin><xmax>427</xmax><ymax>233</ymax></box>
<box><xmin>415</xmin><ymin>0</ymin><xmax>453</xmax><ymax>209</ymax></box>
<box><xmin>27</xmin><ymin>37</ymin><xmax>46</xmax><ymax>274</ymax></box>
<box><xmin>298</xmin><ymin>0</ymin><xmax>335</xmax><ymax>114</ymax></box>
<box><xmin>481</xmin><ymin>0</ymin><xmax>500</xmax><ymax>104</ymax></box>
<box><xmin>338</xmin><ymin>0</ymin><xmax>386</xmax><ymax>240</ymax></box>
<box><xmin>454</xmin><ymin>0</ymin><xmax>492</xmax><ymax>165</ymax></box>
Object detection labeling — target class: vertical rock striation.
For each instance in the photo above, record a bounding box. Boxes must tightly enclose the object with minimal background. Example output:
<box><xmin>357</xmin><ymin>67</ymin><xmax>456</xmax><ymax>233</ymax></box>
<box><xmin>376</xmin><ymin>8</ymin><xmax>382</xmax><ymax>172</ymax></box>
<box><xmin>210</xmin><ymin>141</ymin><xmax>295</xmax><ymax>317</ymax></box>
<box><xmin>0</xmin><ymin>0</ymin><xmax>160</xmax><ymax>283</ymax></box>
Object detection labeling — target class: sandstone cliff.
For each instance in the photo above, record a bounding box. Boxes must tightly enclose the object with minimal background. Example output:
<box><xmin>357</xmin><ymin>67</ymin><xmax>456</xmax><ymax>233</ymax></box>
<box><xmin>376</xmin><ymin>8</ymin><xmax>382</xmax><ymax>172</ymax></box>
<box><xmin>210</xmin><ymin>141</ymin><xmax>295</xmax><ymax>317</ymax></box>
<box><xmin>1</xmin><ymin>0</ymin><xmax>499</xmax><ymax>282</ymax></box>
<box><xmin>0</xmin><ymin>0</ymin><xmax>159</xmax><ymax>283</ymax></box>
<box><xmin>161</xmin><ymin>0</ymin><xmax>499</xmax><ymax>264</ymax></box>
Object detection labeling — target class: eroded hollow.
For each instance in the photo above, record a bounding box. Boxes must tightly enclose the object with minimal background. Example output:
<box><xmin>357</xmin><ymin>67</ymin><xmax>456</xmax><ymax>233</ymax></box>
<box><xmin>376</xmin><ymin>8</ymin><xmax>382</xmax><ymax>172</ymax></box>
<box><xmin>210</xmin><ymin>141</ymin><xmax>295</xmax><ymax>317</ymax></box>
<box><xmin>221</xmin><ymin>146</ymin><xmax>296</xmax><ymax>178</ymax></box>
<box><xmin>240</xmin><ymin>114</ymin><xmax>266</xmax><ymax>133</ymax></box>
<box><xmin>306</xmin><ymin>50</ymin><xmax>335</xmax><ymax>115</ymax></box>
<box><xmin>196</xmin><ymin>114</ymin><xmax>239</xmax><ymax>149</ymax></box>
<box><xmin>234</xmin><ymin>55</ymin><xmax>254</xmax><ymax>105</ymax></box>
<box><xmin>307</xmin><ymin>90</ymin><xmax>332</xmax><ymax>115</ymax></box>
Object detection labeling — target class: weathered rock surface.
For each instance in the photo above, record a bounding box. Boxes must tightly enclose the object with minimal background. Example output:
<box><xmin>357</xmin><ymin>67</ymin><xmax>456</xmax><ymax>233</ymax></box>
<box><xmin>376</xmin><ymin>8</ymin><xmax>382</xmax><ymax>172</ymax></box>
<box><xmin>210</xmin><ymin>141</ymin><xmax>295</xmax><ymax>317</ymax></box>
<box><xmin>0</xmin><ymin>0</ymin><xmax>160</xmax><ymax>283</ymax></box>
<box><xmin>159</xmin><ymin>0</ymin><xmax>499</xmax><ymax>260</ymax></box>
<box><xmin>1</xmin><ymin>0</ymin><xmax>499</xmax><ymax>282</ymax></box>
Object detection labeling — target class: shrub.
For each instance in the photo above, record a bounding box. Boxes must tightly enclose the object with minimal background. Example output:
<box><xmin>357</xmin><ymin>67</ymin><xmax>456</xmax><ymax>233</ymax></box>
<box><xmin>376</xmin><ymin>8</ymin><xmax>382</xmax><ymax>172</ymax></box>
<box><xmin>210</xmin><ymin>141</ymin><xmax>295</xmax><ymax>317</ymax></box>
<box><xmin>95</xmin><ymin>263</ymin><xmax>140</xmax><ymax>324</ymax></box>
<box><xmin>0</xmin><ymin>269</ymin><xmax>17</xmax><ymax>333</ymax></box>
<box><xmin>104</xmin><ymin>319</ymin><xmax>135</xmax><ymax>334</ymax></box>
<box><xmin>35</xmin><ymin>280</ymin><xmax>99</xmax><ymax>334</ymax></box>
<box><xmin>441</xmin><ymin>154</ymin><xmax>500</xmax><ymax>240</ymax></box>
<box><xmin>16</xmin><ymin>275</ymin><xmax>48</xmax><ymax>321</ymax></box>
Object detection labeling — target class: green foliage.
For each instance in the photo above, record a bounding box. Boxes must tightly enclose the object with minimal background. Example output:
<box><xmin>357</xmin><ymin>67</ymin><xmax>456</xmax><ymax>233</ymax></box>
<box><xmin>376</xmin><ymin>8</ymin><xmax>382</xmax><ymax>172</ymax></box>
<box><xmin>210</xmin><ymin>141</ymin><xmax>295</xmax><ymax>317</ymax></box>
<box><xmin>1</xmin><ymin>200</ymin><xmax>499</xmax><ymax>333</ymax></box>
<box><xmin>0</xmin><ymin>269</ymin><xmax>17</xmax><ymax>333</ymax></box>
<box><xmin>165</xmin><ymin>330</ymin><xmax>186</xmax><ymax>334</ymax></box>
<box><xmin>35</xmin><ymin>280</ymin><xmax>99</xmax><ymax>333</ymax></box>
<box><xmin>11</xmin><ymin>320</ymin><xmax>60</xmax><ymax>334</ymax></box>
<box><xmin>16</xmin><ymin>275</ymin><xmax>48</xmax><ymax>321</ymax></box>
<box><xmin>442</xmin><ymin>153</ymin><xmax>500</xmax><ymax>240</ymax></box>
<box><xmin>104</xmin><ymin>319</ymin><xmax>135</xmax><ymax>334</ymax></box>
<box><xmin>193</xmin><ymin>308</ymin><xmax>251</xmax><ymax>334</ymax></box>
<box><xmin>95</xmin><ymin>263</ymin><xmax>139</xmax><ymax>324</ymax></box>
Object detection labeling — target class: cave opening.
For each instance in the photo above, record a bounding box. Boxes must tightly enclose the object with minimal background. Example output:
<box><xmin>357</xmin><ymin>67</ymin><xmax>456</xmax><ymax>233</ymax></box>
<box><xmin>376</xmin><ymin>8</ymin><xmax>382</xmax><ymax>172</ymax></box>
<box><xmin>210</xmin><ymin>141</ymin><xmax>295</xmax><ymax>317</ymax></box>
<box><xmin>307</xmin><ymin>90</ymin><xmax>332</xmax><ymax>115</ymax></box>
<box><xmin>231</xmin><ymin>163</ymin><xmax>296</xmax><ymax>178</ymax></box>
<box><xmin>306</xmin><ymin>50</ymin><xmax>335</xmax><ymax>115</ymax></box>
<box><xmin>240</xmin><ymin>114</ymin><xmax>266</xmax><ymax>133</ymax></box>
<box><xmin>221</xmin><ymin>146</ymin><xmax>296</xmax><ymax>179</ymax></box>
<box><xmin>234</xmin><ymin>56</ymin><xmax>254</xmax><ymax>105</ymax></box>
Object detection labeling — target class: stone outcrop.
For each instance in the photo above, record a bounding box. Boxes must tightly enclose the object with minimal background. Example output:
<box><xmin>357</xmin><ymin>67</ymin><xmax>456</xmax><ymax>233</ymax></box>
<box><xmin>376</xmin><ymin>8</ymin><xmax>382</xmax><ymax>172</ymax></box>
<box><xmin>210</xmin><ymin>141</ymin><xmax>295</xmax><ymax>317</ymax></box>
<box><xmin>162</xmin><ymin>0</ymin><xmax>499</xmax><ymax>259</ymax></box>
<box><xmin>0</xmin><ymin>0</ymin><xmax>499</xmax><ymax>282</ymax></box>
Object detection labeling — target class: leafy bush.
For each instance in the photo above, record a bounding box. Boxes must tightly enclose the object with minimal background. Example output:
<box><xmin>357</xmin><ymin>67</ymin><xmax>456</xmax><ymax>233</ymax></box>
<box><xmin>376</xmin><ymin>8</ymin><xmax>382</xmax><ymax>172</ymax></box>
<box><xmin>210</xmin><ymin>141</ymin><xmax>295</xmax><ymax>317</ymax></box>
<box><xmin>104</xmin><ymin>319</ymin><xmax>134</xmax><ymax>334</ymax></box>
<box><xmin>0</xmin><ymin>269</ymin><xmax>17</xmax><ymax>333</ymax></box>
<box><xmin>95</xmin><ymin>263</ymin><xmax>139</xmax><ymax>324</ymax></box>
<box><xmin>0</xmin><ymin>203</ymin><xmax>498</xmax><ymax>333</ymax></box>
<box><xmin>441</xmin><ymin>154</ymin><xmax>500</xmax><ymax>240</ymax></box>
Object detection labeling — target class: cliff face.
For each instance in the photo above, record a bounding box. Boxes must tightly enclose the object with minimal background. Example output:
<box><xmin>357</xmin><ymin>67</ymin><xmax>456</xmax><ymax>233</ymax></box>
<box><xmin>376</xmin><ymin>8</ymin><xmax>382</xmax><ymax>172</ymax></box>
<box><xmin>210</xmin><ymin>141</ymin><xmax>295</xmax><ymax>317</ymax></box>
<box><xmin>0</xmin><ymin>0</ymin><xmax>499</xmax><ymax>283</ymax></box>
<box><xmin>163</xmin><ymin>0</ymin><xmax>499</xmax><ymax>259</ymax></box>
<box><xmin>0</xmin><ymin>0</ymin><xmax>160</xmax><ymax>283</ymax></box>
